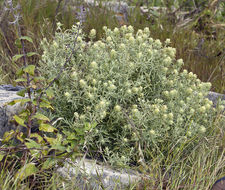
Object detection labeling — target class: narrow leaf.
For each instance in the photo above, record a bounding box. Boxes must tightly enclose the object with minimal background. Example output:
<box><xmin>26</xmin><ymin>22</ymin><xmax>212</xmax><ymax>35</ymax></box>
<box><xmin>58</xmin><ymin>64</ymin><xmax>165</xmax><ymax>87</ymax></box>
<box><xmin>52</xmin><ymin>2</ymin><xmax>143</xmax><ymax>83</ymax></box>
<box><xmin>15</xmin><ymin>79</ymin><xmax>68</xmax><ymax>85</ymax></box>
<box><xmin>15</xmin><ymin>78</ymin><xmax>27</xmax><ymax>83</ymax></box>
<box><xmin>19</xmin><ymin>36</ymin><xmax>33</xmax><ymax>44</ymax></box>
<box><xmin>0</xmin><ymin>153</ymin><xmax>5</xmax><ymax>162</ymax></box>
<box><xmin>27</xmin><ymin>52</ymin><xmax>38</xmax><ymax>57</ymax></box>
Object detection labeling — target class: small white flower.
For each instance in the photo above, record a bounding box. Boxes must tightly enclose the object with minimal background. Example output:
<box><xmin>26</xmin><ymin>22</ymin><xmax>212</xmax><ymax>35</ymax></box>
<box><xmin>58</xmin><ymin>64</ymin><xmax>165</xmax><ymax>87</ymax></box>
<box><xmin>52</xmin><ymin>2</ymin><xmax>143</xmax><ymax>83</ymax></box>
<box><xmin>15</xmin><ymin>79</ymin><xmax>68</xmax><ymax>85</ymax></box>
<box><xmin>132</xmin><ymin>104</ymin><xmax>138</xmax><ymax>109</ymax></box>
<box><xmin>120</xmin><ymin>43</ymin><xmax>126</xmax><ymax>49</ymax></box>
<box><xmin>53</xmin><ymin>41</ymin><xmax>58</xmax><ymax>48</ymax></box>
<box><xmin>110</xmin><ymin>49</ymin><xmax>116</xmax><ymax>58</ymax></box>
<box><xmin>154</xmin><ymin>108</ymin><xmax>160</xmax><ymax>114</ymax></box>
<box><xmin>137</xmin><ymin>29</ymin><xmax>143</xmax><ymax>35</ymax></box>
<box><xmin>71</xmin><ymin>71</ymin><xmax>77</xmax><ymax>79</ymax></box>
<box><xmin>92</xmin><ymin>79</ymin><xmax>97</xmax><ymax>85</ymax></box>
<box><xmin>89</xmin><ymin>29</ymin><xmax>96</xmax><ymax>38</ymax></box>
<box><xmin>162</xmin><ymin>105</ymin><xmax>168</xmax><ymax>112</ymax></box>
<box><xmin>199</xmin><ymin>106</ymin><xmax>206</xmax><ymax>113</ymax></box>
<box><xmin>90</xmin><ymin>61</ymin><xmax>98</xmax><ymax>69</ymax></box>
<box><xmin>163</xmin><ymin>114</ymin><xmax>168</xmax><ymax>119</ymax></box>
<box><xmin>154</xmin><ymin>39</ymin><xmax>162</xmax><ymax>47</ymax></box>
<box><xmin>128</xmin><ymin>25</ymin><xmax>134</xmax><ymax>33</ymax></box>
<box><xmin>79</xmin><ymin>79</ymin><xmax>86</xmax><ymax>87</ymax></box>
<box><xmin>126</xmin><ymin>89</ymin><xmax>132</xmax><ymax>95</ymax></box>
<box><xmin>137</xmin><ymin>52</ymin><xmax>142</xmax><ymax>59</ymax></box>
<box><xmin>177</xmin><ymin>59</ymin><xmax>184</xmax><ymax>66</ymax></box>
<box><xmin>165</xmin><ymin>38</ymin><xmax>171</xmax><ymax>44</ymax></box>
<box><xmin>168</xmin><ymin>120</ymin><xmax>173</xmax><ymax>125</ymax></box>
<box><xmin>113</xmin><ymin>27</ymin><xmax>119</xmax><ymax>34</ymax></box>
<box><xmin>129</xmin><ymin>36</ymin><xmax>135</xmax><ymax>43</ymax></box>
<box><xmin>132</xmin><ymin>108</ymin><xmax>138</xmax><ymax>114</ymax></box>
<box><xmin>170</xmin><ymin>89</ymin><xmax>177</xmax><ymax>96</ymax></box>
<box><xmin>163</xmin><ymin>91</ymin><xmax>169</xmax><ymax>96</ymax></box>
<box><xmin>168</xmin><ymin>113</ymin><xmax>173</xmax><ymax>119</ymax></box>
<box><xmin>108</xmin><ymin>84</ymin><xmax>116</xmax><ymax>90</ymax></box>
<box><xmin>132</xmin><ymin>87</ymin><xmax>138</xmax><ymax>93</ymax></box>
<box><xmin>163</xmin><ymin>57</ymin><xmax>172</xmax><ymax>65</ymax></box>
<box><xmin>64</xmin><ymin>92</ymin><xmax>71</xmax><ymax>98</ymax></box>
<box><xmin>186</xmin><ymin>88</ymin><xmax>193</xmax><ymax>94</ymax></box>
<box><xmin>137</xmin><ymin>36</ymin><xmax>143</xmax><ymax>43</ymax></box>
<box><xmin>199</xmin><ymin>125</ymin><xmax>206</xmax><ymax>133</ymax></box>
<box><xmin>218</xmin><ymin>105</ymin><xmax>224</xmax><ymax>111</ymax></box>
<box><xmin>114</xmin><ymin>105</ymin><xmax>121</xmax><ymax>112</ymax></box>
<box><xmin>106</xmin><ymin>36</ymin><xmax>112</xmax><ymax>42</ymax></box>
<box><xmin>80</xmin><ymin>114</ymin><xmax>85</xmax><ymax>120</ymax></box>
<box><xmin>74</xmin><ymin>112</ymin><xmax>79</xmax><ymax>118</ymax></box>
<box><xmin>77</xmin><ymin>36</ymin><xmax>82</xmax><ymax>42</ymax></box>
<box><xmin>149</xmin><ymin>38</ymin><xmax>153</xmax><ymax>43</ymax></box>
<box><xmin>143</xmin><ymin>27</ymin><xmax>150</xmax><ymax>34</ymax></box>
<box><xmin>99</xmin><ymin>100</ymin><xmax>106</xmax><ymax>107</ymax></box>
<box><xmin>149</xmin><ymin>130</ymin><xmax>155</xmax><ymax>135</ymax></box>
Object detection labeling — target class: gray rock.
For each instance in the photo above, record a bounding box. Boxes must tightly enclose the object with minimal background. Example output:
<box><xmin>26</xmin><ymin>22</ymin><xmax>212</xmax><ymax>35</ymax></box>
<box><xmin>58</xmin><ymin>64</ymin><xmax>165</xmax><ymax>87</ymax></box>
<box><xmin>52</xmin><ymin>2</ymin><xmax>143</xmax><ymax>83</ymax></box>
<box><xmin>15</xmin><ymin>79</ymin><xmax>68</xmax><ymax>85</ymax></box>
<box><xmin>207</xmin><ymin>91</ymin><xmax>225</xmax><ymax>107</ymax></box>
<box><xmin>0</xmin><ymin>89</ymin><xmax>25</xmax><ymax>141</ymax></box>
<box><xmin>0</xmin><ymin>84</ymin><xmax>24</xmax><ymax>91</ymax></box>
<box><xmin>57</xmin><ymin>157</ymin><xmax>144</xmax><ymax>190</ymax></box>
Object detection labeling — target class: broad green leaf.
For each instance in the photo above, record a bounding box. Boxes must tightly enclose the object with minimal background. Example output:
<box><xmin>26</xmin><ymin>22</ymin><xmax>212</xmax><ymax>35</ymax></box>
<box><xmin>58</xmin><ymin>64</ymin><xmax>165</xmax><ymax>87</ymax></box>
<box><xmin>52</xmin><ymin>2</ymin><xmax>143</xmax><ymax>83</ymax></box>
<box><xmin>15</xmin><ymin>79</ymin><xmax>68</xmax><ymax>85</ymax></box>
<box><xmin>15</xmin><ymin>163</ymin><xmax>38</xmax><ymax>181</ymax></box>
<box><xmin>33</xmin><ymin>76</ymin><xmax>45</xmax><ymax>82</ymax></box>
<box><xmin>24</xmin><ymin>65</ymin><xmax>35</xmax><ymax>76</ymax></box>
<box><xmin>2</xmin><ymin>130</ymin><xmax>15</xmax><ymax>143</ymax></box>
<box><xmin>32</xmin><ymin>113</ymin><xmax>50</xmax><ymax>121</ymax></box>
<box><xmin>39</xmin><ymin>124</ymin><xmax>57</xmax><ymax>132</ymax></box>
<box><xmin>13</xmin><ymin>115</ymin><xmax>26</xmax><ymax>127</ymax></box>
<box><xmin>7</xmin><ymin>98</ymin><xmax>30</xmax><ymax>106</ymax></box>
<box><xmin>30</xmin><ymin>133</ymin><xmax>43</xmax><ymax>143</ymax></box>
<box><xmin>51</xmin><ymin>145</ymin><xmax>66</xmax><ymax>152</ymax></box>
<box><xmin>27</xmin><ymin>52</ymin><xmax>38</xmax><ymax>57</ymax></box>
<box><xmin>46</xmin><ymin>89</ymin><xmax>54</xmax><ymax>98</ymax></box>
<box><xmin>25</xmin><ymin>139</ymin><xmax>41</xmax><ymax>149</ymax></box>
<box><xmin>39</xmin><ymin>101</ymin><xmax>53</xmax><ymax>109</ymax></box>
<box><xmin>15</xmin><ymin>38</ymin><xmax>22</xmax><ymax>48</ymax></box>
<box><xmin>12</xmin><ymin>54</ymin><xmax>24</xmax><ymax>62</ymax></box>
<box><xmin>16</xmin><ymin>68</ymin><xmax>24</xmax><ymax>77</ymax></box>
<box><xmin>41</xmin><ymin>158</ymin><xmax>57</xmax><ymax>170</ymax></box>
<box><xmin>15</xmin><ymin>78</ymin><xmax>27</xmax><ymax>83</ymax></box>
<box><xmin>16</xmin><ymin>89</ymin><xmax>26</xmax><ymax>97</ymax></box>
<box><xmin>19</xmin><ymin>36</ymin><xmax>33</xmax><ymax>44</ymax></box>
<box><xmin>44</xmin><ymin>136</ymin><xmax>55</xmax><ymax>145</ymax></box>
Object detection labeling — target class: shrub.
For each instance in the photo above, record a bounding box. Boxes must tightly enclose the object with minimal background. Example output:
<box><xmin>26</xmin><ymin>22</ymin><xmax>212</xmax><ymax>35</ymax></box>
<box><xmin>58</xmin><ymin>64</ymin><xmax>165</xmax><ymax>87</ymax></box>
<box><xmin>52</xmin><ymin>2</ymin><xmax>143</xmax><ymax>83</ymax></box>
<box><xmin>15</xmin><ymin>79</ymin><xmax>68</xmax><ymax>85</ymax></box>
<box><xmin>39</xmin><ymin>24</ymin><xmax>224</xmax><ymax>166</ymax></box>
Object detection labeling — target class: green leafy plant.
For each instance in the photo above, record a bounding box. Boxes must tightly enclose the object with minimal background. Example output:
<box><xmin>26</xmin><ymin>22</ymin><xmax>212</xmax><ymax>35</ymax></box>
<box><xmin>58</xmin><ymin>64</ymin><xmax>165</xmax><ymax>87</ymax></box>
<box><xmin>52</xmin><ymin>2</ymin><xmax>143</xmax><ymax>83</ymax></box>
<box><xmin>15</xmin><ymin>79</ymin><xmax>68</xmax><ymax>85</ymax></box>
<box><xmin>39</xmin><ymin>24</ymin><xmax>224</xmax><ymax>167</ymax></box>
<box><xmin>0</xmin><ymin>1</ymin><xmax>81</xmax><ymax>188</ymax></box>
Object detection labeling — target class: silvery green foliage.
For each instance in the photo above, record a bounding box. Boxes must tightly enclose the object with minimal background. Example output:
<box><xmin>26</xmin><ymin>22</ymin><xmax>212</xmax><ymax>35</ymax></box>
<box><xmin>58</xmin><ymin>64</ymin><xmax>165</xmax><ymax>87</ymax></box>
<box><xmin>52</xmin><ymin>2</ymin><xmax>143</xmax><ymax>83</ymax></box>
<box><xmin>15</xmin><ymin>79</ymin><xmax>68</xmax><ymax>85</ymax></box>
<box><xmin>39</xmin><ymin>23</ymin><xmax>224</xmax><ymax>166</ymax></box>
